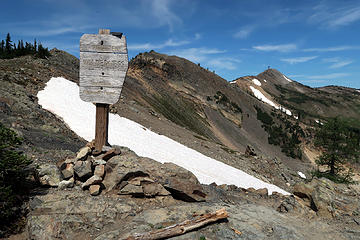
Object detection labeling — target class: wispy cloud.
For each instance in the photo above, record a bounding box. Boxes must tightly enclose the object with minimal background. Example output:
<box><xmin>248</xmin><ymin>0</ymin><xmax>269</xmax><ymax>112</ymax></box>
<box><xmin>128</xmin><ymin>39</ymin><xmax>190</xmax><ymax>51</ymax></box>
<box><xmin>151</xmin><ymin>0</ymin><xmax>182</xmax><ymax>31</ymax></box>
<box><xmin>281</xmin><ymin>56</ymin><xmax>317</xmax><ymax>64</ymax></box>
<box><xmin>253</xmin><ymin>43</ymin><xmax>297</xmax><ymax>52</ymax></box>
<box><xmin>168</xmin><ymin>47</ymin><xmax>226</xmax><ymax>63</ymax></box>
<box><xmin>194</xmin><ymin>33</ymin><xmax>201</xmax><ymax>40</ymax></box>
<box><xmin>323</xmin><ymin>57</ymin><xmax>353</xmax><ymax>69</ymax></box>
<box><xmin>309</xmin><ymin>2</ymin><xmax>360</xmax><ymax>28</ymax></box>
<box><xmin>233</xmin><ymin>26</ymin><xmax>254</xmax><ymax>39</ymax></box>
<box><xmin>304</xmin><ymin>45</ymin><xmax>360</xmax><ymax>52</ymax></box>
<box><xmin>308</xmin><ymin>73</ymin><xmax>350</xmax><ymax>79</ymax></box>
<box><xmin>207</xmin><ymin>57</ymin><xmax>241</xmax><ymax>70</ymax></box>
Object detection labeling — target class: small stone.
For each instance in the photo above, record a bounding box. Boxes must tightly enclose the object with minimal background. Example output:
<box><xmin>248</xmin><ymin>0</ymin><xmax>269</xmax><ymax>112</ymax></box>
<box><xmin>255</xmin><ymin>188</ymin><xmax>269</xmax><ymax>196</ymax></box>
<box><xmin>94</xmin><ymin>159</ymin><xmax>106</xmax><ymax>165</ymax></box>
<box><xmin>74</xmin><ymin>160</ymin><xmax>92</xmax><ymax>179</ymax></box>
<box><xmin>102</xmin><ymin>145</ymin><xmax>113</xmax><ymax>152</ymax></box>
<box><xmin>94</xmin><ymin>165</ymin><xmax>105</xmax><ymax>178</ymax></box>
<box><xmin>86</xmin><ymin>140</ymin><xmax>95</xmax><ymax>150</ymax></box>
<box><xmin>76</xmin><ymin>146</ymin><xmax>91</xmax><ymax>161</ymax></box>
<box><xmin>38</xmin><ymin>164</ymin><xmax>61</xmax><ymax>187</ymax></box>
<box><xmin>142</xmin><ymin>182</ymin><xmax>170</xmax><ymax>197</ymax></box>
<box><xmin>61</xmin><ymin>163</ymin><xmax>74</xmax><ymax>179</ymax></box>
<box><xmin>82</xmin><ymin>175</ymin><xmax>102</xmax><ymax>189</ymax></box>
<box><xmin>64</xmin><ymin>157</ymin><xmax>76</xmax><ymax>164</ymax></box>
<box><xmin>89</xmin><ymin>185</ymin><xmax>101</xmax><ymax>196</ymax></box>
<box><xmin>128</xmin><ymin>177</ymin><xmax>154</xmax><ymax>186</ymax></box>
<box><xmin>58</xmin><ymin>178</ymin><xmax>74</xmax><ymax>189</ymax></box>
<box><xmin>102</xmin><ymin>148</ymin><xmax>121</xmax><ymax>161</ymax></box>
<box><xmin>118</xmin><ymin>184</ymin><xmax>144</xmax><ymax>196</ymax></box>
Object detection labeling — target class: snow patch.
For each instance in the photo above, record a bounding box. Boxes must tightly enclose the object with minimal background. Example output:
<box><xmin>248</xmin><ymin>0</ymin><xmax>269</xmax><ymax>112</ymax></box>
<box><xmin>283</xmin><ymin>75</ymin><xmax>292</xmax><ymax>82</ymax></box>
<box><xmin>37</xmin><ymin>77</ymin><xmax>289</xmax><ymax>195</ymax></box>
<box><xmin>263</xmin><ymin>79</ymin><xmax>267</xmax><ymax>82</ymax></box>
<box><xmin>252</xmin><ymin>78</ymin><xmax>262</xmax><ymax>86</ymax></box>
<box><xmin>249</xmin><ymin>86</ymin><xmax>277</xmax><ymax>108</ymax></box>
<box><xmin>249</xmin><ymin>86</ymin><xmax>292</xmax><ymax>116</ymax></box>
<box><xmin>230</xmin><ymin>80</ymin><xmax>237</xmax><ymax>84</ymax></box>
<box><xmin>298</xmin><ymin>171</ymin><xmax>306</xmax><ymax>179</ymax></box>
<box><xmin>315</xmin><ymin>119</ymin><xmax>324</xmax><ymax>125</ymax></box>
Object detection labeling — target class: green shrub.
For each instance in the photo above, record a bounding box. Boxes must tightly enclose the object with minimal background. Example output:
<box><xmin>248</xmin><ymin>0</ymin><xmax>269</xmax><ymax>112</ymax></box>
<box><xmin>254</xmin><ymin>106</ymin><xmax>303</xmax><ymax>159</ymax></box>
<box><xmin>0</xmin><ymin>123</ymin><xmax>32</xmax><ymax>234</ymax></box>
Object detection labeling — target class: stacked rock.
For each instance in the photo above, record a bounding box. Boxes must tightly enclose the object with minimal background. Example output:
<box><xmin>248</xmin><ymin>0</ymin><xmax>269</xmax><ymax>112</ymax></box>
<box><xmin>57</xmin><ymin>142</ymin><xmax>121</xmax><ymax>196</ymax></box>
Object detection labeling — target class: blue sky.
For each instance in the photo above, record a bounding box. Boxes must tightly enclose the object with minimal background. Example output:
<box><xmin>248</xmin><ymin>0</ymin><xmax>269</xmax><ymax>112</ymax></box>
<box><xmin>1</xmin><ymin>0</ymin><xmax>360</xmax><ymax>89</ymax></box>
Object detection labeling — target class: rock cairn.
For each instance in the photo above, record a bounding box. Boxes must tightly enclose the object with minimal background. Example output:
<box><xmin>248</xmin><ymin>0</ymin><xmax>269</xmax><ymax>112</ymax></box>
<box><xmin>48</xmin><ymin>142</ymin><xmax>207</xmax><ymax>201</ymax></box>
<box><xmin>56</xmin><ymin>141</ymin><xmax>121</xmax><ymax>196</ymax></box>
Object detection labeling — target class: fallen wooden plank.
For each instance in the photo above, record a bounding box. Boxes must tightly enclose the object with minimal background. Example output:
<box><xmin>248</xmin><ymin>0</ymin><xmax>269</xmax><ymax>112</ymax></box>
<box><xmin>125</xmin><ymin>208</ymin><xmax>228</xmax><ymax>240</ymax></box>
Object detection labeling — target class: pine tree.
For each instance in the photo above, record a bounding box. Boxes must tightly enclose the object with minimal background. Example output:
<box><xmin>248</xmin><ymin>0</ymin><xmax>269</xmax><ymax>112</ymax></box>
<box><xmin>314</xmin><ymin>117</ymin><xmax>360</xmax><ymax>182</ymax></box>
<box><xmin>37</xmin><ymin>42</ymin><xmax>50</xmax><ymax>59</ymax></box>
<box><xmin>34</xmin><ymin>39</ymin><xmax>37</xmax><ymax>53</ymax></box>
<box><xmin>0</xmin><ymin>40</ymin><xmax>4</xmax><ymax>57</ymax></box>
<box><xmin>5</xmin><ymin>33</ymin><xmax>12</xmax><ymax>57</ymax></box>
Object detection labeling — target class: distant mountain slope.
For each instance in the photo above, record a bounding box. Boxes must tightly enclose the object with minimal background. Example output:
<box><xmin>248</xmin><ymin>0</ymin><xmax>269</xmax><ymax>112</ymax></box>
<box><xmin>120</xmin><ymin>51</ymin><xmax>303</xmax><ymax>163</ymax></box>
<box><xmin>233</xmin><ymin>69</ymin><xmax>360</xmax><ymax>126</ymax></box>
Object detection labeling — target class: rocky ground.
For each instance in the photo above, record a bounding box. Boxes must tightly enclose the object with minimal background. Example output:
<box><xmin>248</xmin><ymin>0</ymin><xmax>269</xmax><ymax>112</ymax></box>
<box><xmin>8</xmin><ymin>146</ymin><xmax>360</xmax><ymax>240</ymax></box>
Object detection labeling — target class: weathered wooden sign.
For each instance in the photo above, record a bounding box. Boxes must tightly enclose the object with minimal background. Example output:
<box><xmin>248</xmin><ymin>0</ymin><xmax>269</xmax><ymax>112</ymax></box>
<box><xmin>80</xmin><ymin>29</ymin><xmax>128</xmax><ymax>104</ymax></box>
<box><xmin>79</xmin><ymin>29</ymin><xmax>128</xmax><ymax>151</ymax></box>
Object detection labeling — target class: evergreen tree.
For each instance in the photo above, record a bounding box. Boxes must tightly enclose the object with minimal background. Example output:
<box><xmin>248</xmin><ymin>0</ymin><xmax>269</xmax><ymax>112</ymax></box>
<box><xmin>5</xmin><ymin>33</ymin><xmax>12</xmax><ymax>57</ymax></box>
<box><xmin>0</xmin><ymin>40</ymin><xmax>4</xmax><ymax>55</ymax></box>
<box><xmin>314</xmin><ymin>117</ymin><xmax>360</xmax><ymax>182</ymax></box>
<box><xmin>33</xmin><ymin>38</ymin><xmax>37</xmax><ymax>53</ymax></box>
<box><xmin>0</xmin><ymin>33</ymin><xmax>50</xmax><ymax>59</ymax></box>
<box><xmin>37</xmin><ymin>42</ymin><xmax>50</xmax><ymax>59</ymax></box>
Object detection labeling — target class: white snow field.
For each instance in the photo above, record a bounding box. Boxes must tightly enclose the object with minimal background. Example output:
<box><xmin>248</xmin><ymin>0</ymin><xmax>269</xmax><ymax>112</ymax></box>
<box><xmin>249</xmin><ymin>86</ymin><xmax>292</xmax><ymax>116</ymax></box>
<box><xmin>283</xmin><ymin>75</ymin><xmax>292</xmax><ymax>82</ymax></box>
<box><xmin>252</xmin><ymin>78</ymin><xmax>262</xmax><ymax>86</ymax></box>
<box><xmin>38</xmin><ymin>77</ymin><xmax>289</xmax><ymax>195</ymax></box>
<box><xmin>298</xmin><ymin>171</ymin><xmax>306</xmax><ymax>179</ymax></box>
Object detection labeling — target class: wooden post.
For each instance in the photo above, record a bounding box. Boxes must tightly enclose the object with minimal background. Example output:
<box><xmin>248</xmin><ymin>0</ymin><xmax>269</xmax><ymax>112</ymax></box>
<box><xmin>95</xmin><ymin>103</ymin><xmax>109</xmax><ymax>151</ymax></box>
<box><xmin>94</xmin><ymin>29</ymin><xmax>110</xmax><ymax>152</ymax></box>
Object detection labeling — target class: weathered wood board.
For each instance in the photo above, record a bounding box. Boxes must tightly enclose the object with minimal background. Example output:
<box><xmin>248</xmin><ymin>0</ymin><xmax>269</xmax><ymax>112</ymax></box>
<box><xmin>80</xmin><ymin>33</ymin><xmax>128</xmax><ymax>104</ymax></box>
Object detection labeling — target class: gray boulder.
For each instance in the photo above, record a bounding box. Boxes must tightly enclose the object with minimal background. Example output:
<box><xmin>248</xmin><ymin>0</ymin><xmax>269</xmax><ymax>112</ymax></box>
<box><xmin>38</xmin><ymin>164</ymin><xmax>62</xmax><ymax>187</ymax></box>
<box><xmin>102</xmin><ymin>148</ymin><xmax>206</xmax><ymax>201</ymax></box>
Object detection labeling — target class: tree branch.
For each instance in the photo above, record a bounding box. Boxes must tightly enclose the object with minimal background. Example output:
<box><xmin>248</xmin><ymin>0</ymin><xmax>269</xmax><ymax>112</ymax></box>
<box><xmin>125</xmin><ymin>208</ymin><xmax>229</xmax><ymax>240</ymax></box>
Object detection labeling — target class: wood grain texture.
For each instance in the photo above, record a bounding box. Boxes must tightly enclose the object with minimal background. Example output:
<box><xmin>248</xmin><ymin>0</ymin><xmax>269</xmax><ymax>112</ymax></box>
<box><xmin>125</xmin><ymin>208</ymin><xmax>229</xmax><ymax>240</ymax></box>
<box><xmin>80</xmin><ymin>34</ymin><xmax>127</xmax><ymax>53</ymax></box>
<box><xmin>79</xmin><ymin>33</ymin><xmax>128</xmax><ymax>104</ymax></box>
<box><xmin>95</xmin><ymin>103</ymin><xmax>109</xmax><ymax>151</ymax></box>
<box><xmin>79</xmin><ymin>86</ymin><xmax>122</xmax><ymax>104</ymax></box>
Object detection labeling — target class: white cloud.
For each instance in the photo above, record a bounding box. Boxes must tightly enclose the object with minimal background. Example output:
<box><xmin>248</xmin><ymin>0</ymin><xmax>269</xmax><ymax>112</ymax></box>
<box><xmin>304</xmin><ymin>46</ymin><xmax>360</xmax><ymax>52</ymax></box>
<box><xmin>329</xmin><ymin>60</ymin><xmax>353</xmax><ymax>69</ymax></box>
<box><xmin>309</xmin><ymin>3</ymin><xmax>360</xmax><ymax>28</ymax></box>
<box><xmin>168</xmin><ymin>47</ymin><xmax>226</xmax><ymax>63</ymax></box>
<box><xmin>128</xmin><ymin>39</ymin><xmax>190</xmax><ymax>51</ymax></box>
<box><xmin>168</xmin><ymin>48</ymin><xmax>238</xmax><ymax>73</ymax></box>
<box><xmin>234</xmin><ymin>26</ymin><xmax>254</xmax><ymax>39</ymax></box>
<box><xmin>323</xmin><ymin>57</ymin><xmax>353</xmax><ymax>69</ymax></box>
<box><xmin>308</xmin><ymin>73</ymin><xmax>350</xmax><ymax>79</ymax></box>
<box><xmin>151</xmin><ymin>0</ymin><xmax>182</xmax><ymax>31</ymax></box>
<box><xmin>207</xmin><ymin>57</ymin><xmax>241</xmax><ymax>70</ymax></box>
<box><xmin>281</xmin><ymin>56</ymin><xmax>317</xmax><ymax>64</ymax></box>
<box><xmin>194</xmin><ymin>33</ymin><xmax>201</xmax><ymax>40</ymax></box>
<box><xmin>253</xmin><ymin>44</ymin><xmax>297</xmax><ymax>52</ymax></box>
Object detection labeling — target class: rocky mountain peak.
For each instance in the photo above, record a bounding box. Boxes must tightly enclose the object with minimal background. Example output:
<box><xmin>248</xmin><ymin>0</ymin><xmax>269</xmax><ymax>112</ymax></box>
<box><xmin>257</xmin><ymin>68</ymin><xmax>294</xmax><ymax>86</ymax></box>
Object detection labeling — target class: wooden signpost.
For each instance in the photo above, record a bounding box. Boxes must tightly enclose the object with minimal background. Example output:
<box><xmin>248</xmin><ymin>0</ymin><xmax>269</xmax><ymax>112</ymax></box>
<box><xmin>80</xmin><ymin>29</ymin><xmax>128</xmax><ymax>151</ymax></box>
